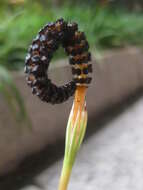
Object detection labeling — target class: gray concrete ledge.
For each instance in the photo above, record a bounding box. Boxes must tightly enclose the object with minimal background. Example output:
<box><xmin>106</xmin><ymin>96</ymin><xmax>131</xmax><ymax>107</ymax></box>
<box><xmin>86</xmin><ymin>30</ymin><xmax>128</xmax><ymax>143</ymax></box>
<box><xmin>0</xmin><ymin>47</ymin><xmax>143</xmax><ymax>175</ymax></box>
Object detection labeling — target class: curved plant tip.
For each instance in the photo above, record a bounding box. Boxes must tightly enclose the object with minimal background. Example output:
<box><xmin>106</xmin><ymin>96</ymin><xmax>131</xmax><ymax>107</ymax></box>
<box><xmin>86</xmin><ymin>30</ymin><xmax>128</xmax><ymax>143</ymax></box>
<box><xmin>59</xmin><ymin>86</ymin><xmax>87</xmax><ymax>190</ymax></box>
<box><xmin>0</xmin><ymin>65</ymin><xmax>31</xmax><ymax>128</ymax></box>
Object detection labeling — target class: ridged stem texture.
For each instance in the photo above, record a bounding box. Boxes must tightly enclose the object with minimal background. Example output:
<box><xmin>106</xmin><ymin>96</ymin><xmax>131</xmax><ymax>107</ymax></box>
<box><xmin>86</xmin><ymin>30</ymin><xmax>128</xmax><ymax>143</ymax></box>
<box><xmin>58</xmin><ymin>86</ymin><xmax>87</xmax><ymax>190</ymax></box>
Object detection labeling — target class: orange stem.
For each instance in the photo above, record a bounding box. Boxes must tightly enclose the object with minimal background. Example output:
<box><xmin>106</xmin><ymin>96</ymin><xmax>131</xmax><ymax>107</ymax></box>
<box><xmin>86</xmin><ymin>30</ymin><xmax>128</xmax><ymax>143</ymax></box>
<box><xmin>72</xmin><ymin>86</ymin><xmax>87</xmax><ymax>126</ymax></box>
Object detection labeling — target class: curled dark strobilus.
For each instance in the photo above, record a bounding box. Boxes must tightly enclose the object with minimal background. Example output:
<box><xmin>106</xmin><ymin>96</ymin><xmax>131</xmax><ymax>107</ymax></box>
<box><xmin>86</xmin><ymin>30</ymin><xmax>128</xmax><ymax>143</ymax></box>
<box><xmin>25</xmin><ymin>18</ymin><xmax>92</xmax><ymax>104</ymax></box>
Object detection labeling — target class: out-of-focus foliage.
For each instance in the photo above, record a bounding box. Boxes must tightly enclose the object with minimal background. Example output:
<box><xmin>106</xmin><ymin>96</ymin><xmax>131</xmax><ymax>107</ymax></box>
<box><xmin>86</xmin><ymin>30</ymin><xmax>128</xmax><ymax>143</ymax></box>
<box><xmin>0</xmin><ymin>65</ymin><xmax>31</xmax><ymax>126</ymax></box>
<box><xmin>111</xmin><ymin>0</ymin><xmax>143</xmax><ymax>11</ymax></box>
<box><xmin>1</xmin><ymin>0</ymin><xmax>143</xmax><ymax>70</ymax></box>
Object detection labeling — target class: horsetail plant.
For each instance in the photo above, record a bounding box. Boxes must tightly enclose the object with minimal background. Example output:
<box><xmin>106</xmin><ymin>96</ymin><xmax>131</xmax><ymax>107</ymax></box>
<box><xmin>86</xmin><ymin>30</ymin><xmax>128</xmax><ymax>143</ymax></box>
<box><xmin>25</xmin><ymin>18</ymin><xmax>92</xmax><ymax>190</ymax></box>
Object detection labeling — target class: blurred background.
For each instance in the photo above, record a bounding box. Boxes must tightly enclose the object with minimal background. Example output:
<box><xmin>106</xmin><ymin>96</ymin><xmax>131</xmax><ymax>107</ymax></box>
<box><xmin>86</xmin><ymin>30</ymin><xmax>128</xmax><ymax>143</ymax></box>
<box><xmin>1</xmin><ymin>0</ymin><xmax>143</xmax><ymax>70</ymax></box>
<box><xmin>1</xmin><ymin>1</ymin><xmax>143</xmax><ymax>190</ymax></box>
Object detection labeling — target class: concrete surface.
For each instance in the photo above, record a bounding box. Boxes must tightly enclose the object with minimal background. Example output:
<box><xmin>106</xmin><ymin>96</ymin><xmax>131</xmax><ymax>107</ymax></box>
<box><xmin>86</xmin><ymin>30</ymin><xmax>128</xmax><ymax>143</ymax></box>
<box><xmin>1</xmin><ymin>93</ymin><xmax>143</xmax><ymax>190</ymax></box>
<box><xmin>36</xmin><ymin>95</ymin><xmax>143</xmax><ymax>190</ymax></box>
<box><xmin>1</xmin><ymin>47</ymin><xmax>143</xmax><ymax>175</ymax></box>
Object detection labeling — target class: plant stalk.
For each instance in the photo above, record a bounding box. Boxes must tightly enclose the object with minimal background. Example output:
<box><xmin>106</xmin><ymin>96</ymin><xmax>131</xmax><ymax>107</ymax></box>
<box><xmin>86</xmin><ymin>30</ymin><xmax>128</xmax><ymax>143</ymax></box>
<box><xmin>58</xmin><ymin>159</ymin><xmax>72</xmax><ymax>190</ymax></box>
<box><xmin>58</xmin><ymin>86</ymin><xmax>87</xmax><ymax>190</ymax></box>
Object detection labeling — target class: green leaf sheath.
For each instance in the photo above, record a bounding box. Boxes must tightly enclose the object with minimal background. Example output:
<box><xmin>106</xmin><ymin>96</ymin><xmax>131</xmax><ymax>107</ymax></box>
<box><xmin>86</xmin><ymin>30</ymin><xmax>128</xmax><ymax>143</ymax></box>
<box><xmin>59</xmin><ymin>102</ymin><xmax>87</xmax><ymax>190</ymax></box>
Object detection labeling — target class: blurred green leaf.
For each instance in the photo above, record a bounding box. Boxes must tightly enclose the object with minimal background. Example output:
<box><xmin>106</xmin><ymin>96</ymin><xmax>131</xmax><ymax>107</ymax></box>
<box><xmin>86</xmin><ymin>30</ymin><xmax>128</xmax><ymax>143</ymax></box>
<box><xmin>0</xmin><ymin>65</ymin><xmax>31</xmax><ymax>127</ymax></box>
<box><xmin>1</xmin><ymin>3</ymin><xmax>143</xmax><ymax>70</ymax></box>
